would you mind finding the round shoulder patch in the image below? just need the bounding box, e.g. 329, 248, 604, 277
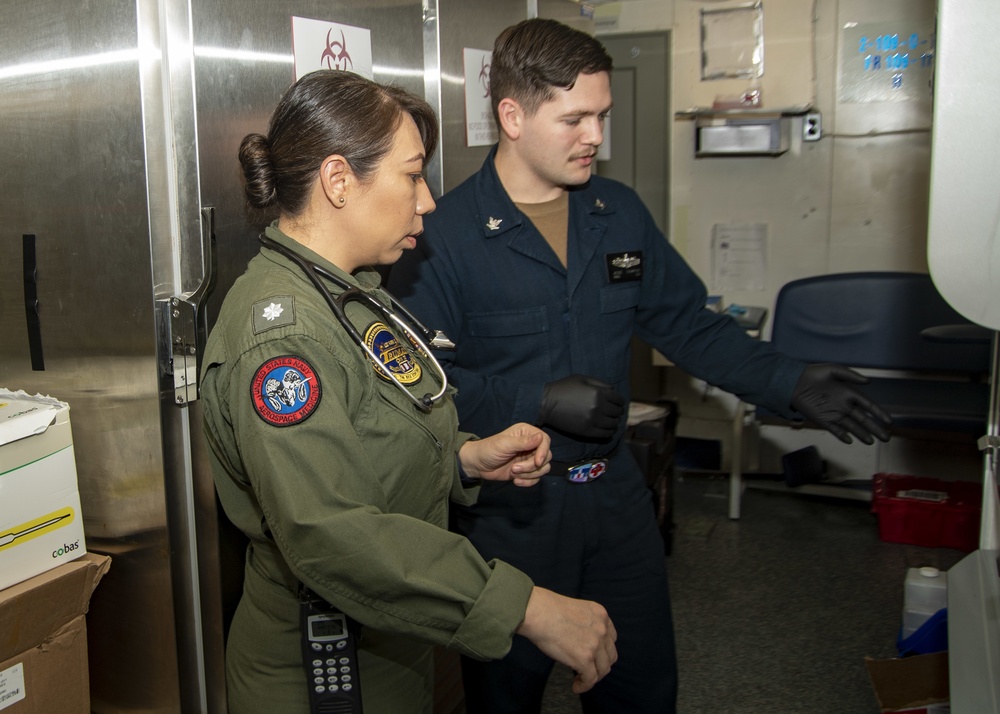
251, 356, 321, 426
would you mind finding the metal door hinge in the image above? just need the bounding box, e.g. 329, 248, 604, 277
157, 206, 218, 405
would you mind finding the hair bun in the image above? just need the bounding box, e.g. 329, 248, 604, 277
239, 133, 278, 209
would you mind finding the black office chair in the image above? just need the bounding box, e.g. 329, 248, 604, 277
728, 271, 992, 518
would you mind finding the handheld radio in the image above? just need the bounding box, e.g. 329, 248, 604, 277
300, 587, 363, 714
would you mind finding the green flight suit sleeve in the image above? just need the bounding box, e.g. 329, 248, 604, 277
224, 330, 533, 661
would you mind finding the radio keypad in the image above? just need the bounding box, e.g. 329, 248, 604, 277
311, 653, 355, 693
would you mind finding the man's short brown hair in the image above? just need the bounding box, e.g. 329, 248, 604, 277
490, 18, 613, 123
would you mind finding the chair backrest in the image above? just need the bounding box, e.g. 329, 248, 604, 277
770, 271, 990, 374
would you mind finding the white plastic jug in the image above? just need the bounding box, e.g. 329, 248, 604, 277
902, 566, 948, 638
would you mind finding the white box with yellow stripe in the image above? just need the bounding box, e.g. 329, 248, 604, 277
0, 389, 86, 592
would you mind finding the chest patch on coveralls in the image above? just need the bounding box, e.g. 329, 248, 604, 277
250, 356, 321, 426
363, 321, 422, 385
605, 251, 643, 283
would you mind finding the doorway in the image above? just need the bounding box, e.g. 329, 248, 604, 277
596, 32, 670, 232
596, 31, 671, 399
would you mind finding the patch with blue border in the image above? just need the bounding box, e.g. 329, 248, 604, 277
251, 355, 321, 426
363, 321, 422, 385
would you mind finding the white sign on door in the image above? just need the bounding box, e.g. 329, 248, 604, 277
292, 17, 373, 81
463, 48, 498, 147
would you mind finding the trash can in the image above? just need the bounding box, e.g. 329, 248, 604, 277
625, 400, 678, 555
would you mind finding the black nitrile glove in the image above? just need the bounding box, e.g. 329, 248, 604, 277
790, 363, 892, 445
538, 374, 626, 439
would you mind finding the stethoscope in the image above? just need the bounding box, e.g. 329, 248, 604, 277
260, 234, 455, 412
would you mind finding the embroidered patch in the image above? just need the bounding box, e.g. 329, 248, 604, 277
252, 296, 296, 334
251, 355, 321, 426
363, 321, 422, 385
605, 251, 643, 283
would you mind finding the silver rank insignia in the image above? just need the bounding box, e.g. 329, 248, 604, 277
252, 296, 295, 334
594, 198, 606, 209
486, 217, 503, 231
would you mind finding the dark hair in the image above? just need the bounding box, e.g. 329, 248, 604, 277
490, 18, 613, 122
239, 70, 438, 224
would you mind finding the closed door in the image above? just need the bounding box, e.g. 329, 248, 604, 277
596, 32, 670, 232
596, 32, 671, 398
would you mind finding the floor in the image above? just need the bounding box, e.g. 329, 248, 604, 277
537, 468, 967, 713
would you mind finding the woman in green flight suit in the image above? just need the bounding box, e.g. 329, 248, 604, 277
200, 70, 618, 714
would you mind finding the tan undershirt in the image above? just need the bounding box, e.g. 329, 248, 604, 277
516, 193, 570, 268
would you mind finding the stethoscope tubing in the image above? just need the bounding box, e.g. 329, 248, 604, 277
259, 234, 450, 412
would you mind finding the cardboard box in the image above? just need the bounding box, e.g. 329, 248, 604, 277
866, 652, 950, 713
0, 553, 110, 713
0, 389, 87, 591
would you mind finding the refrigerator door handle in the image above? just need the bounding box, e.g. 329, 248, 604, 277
21, 233, 45, 371
157, 206, 218, 405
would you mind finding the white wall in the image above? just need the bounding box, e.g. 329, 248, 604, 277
670, 0, 934, 312
539, 0, 935, 311
587, 0, 934, 314
592, 0, 946, 473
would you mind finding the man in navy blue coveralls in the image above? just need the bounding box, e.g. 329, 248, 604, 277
389, 19, 891, 714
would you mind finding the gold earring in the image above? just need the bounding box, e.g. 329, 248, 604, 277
338, 197, 346, 204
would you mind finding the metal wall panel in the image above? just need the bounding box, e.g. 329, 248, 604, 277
3, 2, 528, 712
193, 0, 428, 316
437, 0, 527, 193
0, 1, 182, 712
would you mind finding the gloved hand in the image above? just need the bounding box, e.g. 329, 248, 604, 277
790, 363, 892, 445
538, 374, 626, 439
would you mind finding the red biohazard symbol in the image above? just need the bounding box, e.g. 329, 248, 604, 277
321, 29, 353, 71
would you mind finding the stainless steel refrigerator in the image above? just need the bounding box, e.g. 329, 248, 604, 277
1, 0, 524, 711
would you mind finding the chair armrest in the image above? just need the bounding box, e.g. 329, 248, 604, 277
920, 324, 994, 345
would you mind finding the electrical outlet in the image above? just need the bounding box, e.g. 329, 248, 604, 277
803, 112, 822, 141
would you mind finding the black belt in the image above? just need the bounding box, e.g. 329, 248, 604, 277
550, 459, 608, 483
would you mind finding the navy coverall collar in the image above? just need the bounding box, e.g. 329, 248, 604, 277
473, 144, 617, 298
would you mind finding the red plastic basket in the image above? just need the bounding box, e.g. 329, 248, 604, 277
871, 473, 982, 552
